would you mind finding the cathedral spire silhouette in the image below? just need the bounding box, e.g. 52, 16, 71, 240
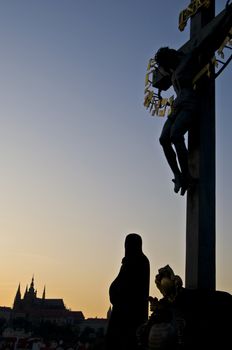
30, 275, 34, 289
13, 283, 21, 309
42, 285, 46, 299
24, 285, 28, 298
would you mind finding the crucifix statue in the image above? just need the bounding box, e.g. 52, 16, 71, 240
144, 1, 232, 289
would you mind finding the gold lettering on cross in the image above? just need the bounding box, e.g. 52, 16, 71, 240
179, 0, 211, 31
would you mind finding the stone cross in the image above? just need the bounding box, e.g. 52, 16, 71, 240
185, 0, 216, 290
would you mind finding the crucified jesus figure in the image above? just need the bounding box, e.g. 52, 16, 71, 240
153, 2, 232, 195
156, 46, 198, 195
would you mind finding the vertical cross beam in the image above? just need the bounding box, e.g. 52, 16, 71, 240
185, 0, 216, 289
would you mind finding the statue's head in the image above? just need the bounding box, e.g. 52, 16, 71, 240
155, 47, 180, 71
124, 233, 142, 256
155, 264, 183, 301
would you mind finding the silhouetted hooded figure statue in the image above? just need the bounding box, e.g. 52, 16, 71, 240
106, 233, 150, 350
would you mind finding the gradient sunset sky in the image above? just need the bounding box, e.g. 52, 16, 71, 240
0, 0, 231, 319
